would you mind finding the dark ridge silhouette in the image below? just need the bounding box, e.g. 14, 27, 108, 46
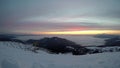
26, 39, 38, 44
29, 37, 89, 55
104, 37, 120, 46
0, 34, 15, 41
0, 34, 25, 44
94, 34, 119, 38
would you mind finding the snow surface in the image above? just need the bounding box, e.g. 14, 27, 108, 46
0, 42, 120, 68
87, 46, 120, 53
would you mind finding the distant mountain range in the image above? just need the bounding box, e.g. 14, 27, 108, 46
94, 34, 120, 38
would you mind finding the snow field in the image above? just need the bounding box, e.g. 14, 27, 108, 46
0, 42, 120, 68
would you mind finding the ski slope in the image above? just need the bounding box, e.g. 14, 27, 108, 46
0, 42, 120, 68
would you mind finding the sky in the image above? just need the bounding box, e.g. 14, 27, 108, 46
0, 0, 120, 35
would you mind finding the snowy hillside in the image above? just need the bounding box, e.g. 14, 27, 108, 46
0, 42, 120, 68
87, 46, 120, 53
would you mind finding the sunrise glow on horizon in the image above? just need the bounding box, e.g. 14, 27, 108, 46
31, 30, 120, 35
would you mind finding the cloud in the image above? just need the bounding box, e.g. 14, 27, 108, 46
0, 0, 120, 34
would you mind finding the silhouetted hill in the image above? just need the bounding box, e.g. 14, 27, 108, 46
0, 34, 25, 43
0, 34, 15, 41
94, 34, 120, 38
26, 39, 38, 44
104, 37, 120, 46
27, 37, 89, 55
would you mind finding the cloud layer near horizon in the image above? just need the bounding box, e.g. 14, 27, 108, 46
0, 0, 120, 34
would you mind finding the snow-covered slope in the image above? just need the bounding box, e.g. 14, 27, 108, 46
0, 42, 120, 68
0, 42, 32, 49
87, 46, 120, 53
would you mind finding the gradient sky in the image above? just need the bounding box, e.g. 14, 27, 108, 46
0, 0, 120, 35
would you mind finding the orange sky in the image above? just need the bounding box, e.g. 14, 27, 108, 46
32, 30, 120, 35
